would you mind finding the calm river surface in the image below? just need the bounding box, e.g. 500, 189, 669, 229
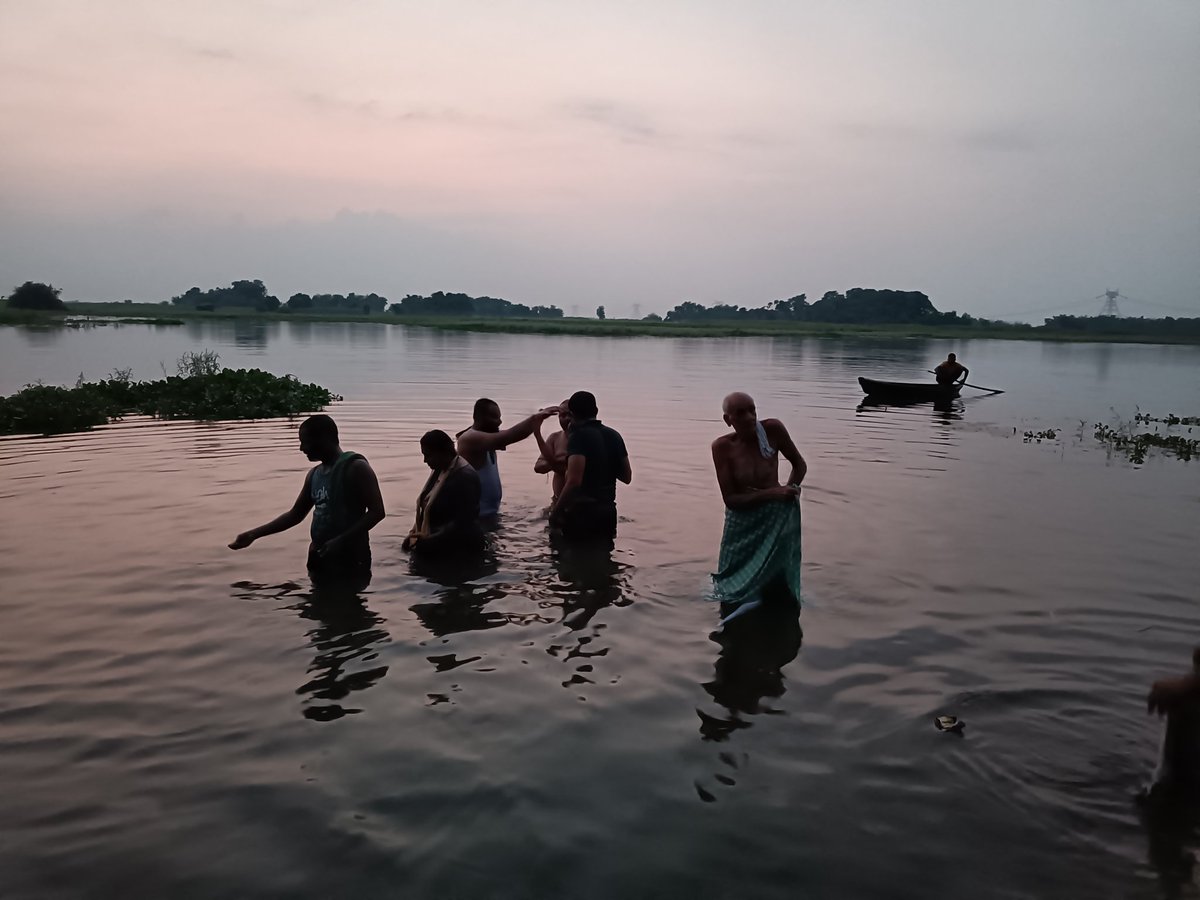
1, 321, 1198, 899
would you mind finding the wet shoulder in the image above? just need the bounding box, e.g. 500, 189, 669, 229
761, 418, 788, 441
711, 432, 737, 453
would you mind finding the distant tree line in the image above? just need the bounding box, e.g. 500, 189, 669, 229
169, 282, 563, 317
1040, 315, 1200, 337
173, 280, 280, 311
662, 289, 1007, 326
286, 292, 388, 314
9, 278, 1198, 336
389, 291, 563, 318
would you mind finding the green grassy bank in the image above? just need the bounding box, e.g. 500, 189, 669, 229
1, 302, 1197, 344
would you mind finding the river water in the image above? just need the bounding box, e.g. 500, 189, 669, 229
1, 321, 1198, 899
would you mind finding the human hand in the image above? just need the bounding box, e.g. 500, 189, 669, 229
1148, 673, 1199, 716
228, 532, 256, 550
317, 535, 345, 558
402, 534, 417, 552
536, 406, 558, 420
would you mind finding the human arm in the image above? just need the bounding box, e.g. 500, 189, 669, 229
464, 408, 556, 456
1149, 674, 1200, 716
534, 428, 567, 474
764, 418, 807, 488
711, 439, 799, 510
959, 366, 970, 384
611, 430, 632, 484
316, 459, 386, 557
1148, 650, 1200, 715
549, 453, 587, 525
229, 473, 315, 549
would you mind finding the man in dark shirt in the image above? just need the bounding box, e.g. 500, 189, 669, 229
550, 391, 631, 541
934, 352, 969, 385
403, 430, 484, 557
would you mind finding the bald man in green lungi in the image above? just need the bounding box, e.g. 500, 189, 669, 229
710, 392, 807, 627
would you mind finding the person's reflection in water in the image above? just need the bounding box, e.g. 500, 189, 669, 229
293, 575, 390, 722
407, 547, 518, 637
1140, 792, 1199, 898
932, 397, 965, 421
699, 598, 803, 741
550, 535, 629, 631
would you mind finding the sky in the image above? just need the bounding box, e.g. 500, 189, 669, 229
1, 0, 1197, 320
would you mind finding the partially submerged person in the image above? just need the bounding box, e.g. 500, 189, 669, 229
550, 390, 631, 542
934, 352, 969, 386
1146, 647, 1200, 796
229, 414, 385, 583
456, 398, 555, 517
710, 392, 807, 627
533, 400, 572, 503
403, 429, 484, 556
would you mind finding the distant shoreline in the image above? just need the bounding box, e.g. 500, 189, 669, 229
2, 302, 1198, 345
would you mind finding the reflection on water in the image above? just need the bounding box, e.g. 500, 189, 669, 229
550, 538, 632, 631
1, 323, 1199, 899
857, 395, 966, 419
408, 548, 513, 636
1140, 790, 1200, 897
700, 601, 803, 740
294, 591, 389, 722
232, 579, 391, 722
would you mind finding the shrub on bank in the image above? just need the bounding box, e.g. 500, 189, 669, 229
0, 354, 341, 436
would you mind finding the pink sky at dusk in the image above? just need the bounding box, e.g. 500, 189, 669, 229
1, 0, 1197, 319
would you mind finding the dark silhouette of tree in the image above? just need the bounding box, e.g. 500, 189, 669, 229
666, 289, 962, 325
318, 293, 385, 313
172, 280, 280, 311
1042, 315, 1200, 337
596, 305, 606, 320
642, 312, 663, 322
7, 281, 66, 311
807, 288, 937, 323
769, 294, 809, 320
390, 292, 563, 318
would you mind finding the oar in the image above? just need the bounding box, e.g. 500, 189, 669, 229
927, 371, 1005, 394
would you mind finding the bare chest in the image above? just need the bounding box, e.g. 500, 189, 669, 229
727, 443, 779, 489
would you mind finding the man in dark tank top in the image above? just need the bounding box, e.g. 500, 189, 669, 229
229, 415, 385, 584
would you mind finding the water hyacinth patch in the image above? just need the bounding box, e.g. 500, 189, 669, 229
0, 353, 341, 436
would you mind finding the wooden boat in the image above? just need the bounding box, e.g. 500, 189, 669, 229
858, 376, 961, 403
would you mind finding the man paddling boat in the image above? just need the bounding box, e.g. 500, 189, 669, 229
934, 352, 969, 386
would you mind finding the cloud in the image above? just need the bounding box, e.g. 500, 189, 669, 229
557, 98, 665, 143
191, 46, 238, 61
295, 90, 493, 128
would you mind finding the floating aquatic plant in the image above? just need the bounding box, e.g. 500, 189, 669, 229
0, 352, 341, 436
1093, 413, 1198, 464
1023, 428, 1058, 443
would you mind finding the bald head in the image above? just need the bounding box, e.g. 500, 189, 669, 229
722, 392, 758, 436
722, 392, 755, 415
